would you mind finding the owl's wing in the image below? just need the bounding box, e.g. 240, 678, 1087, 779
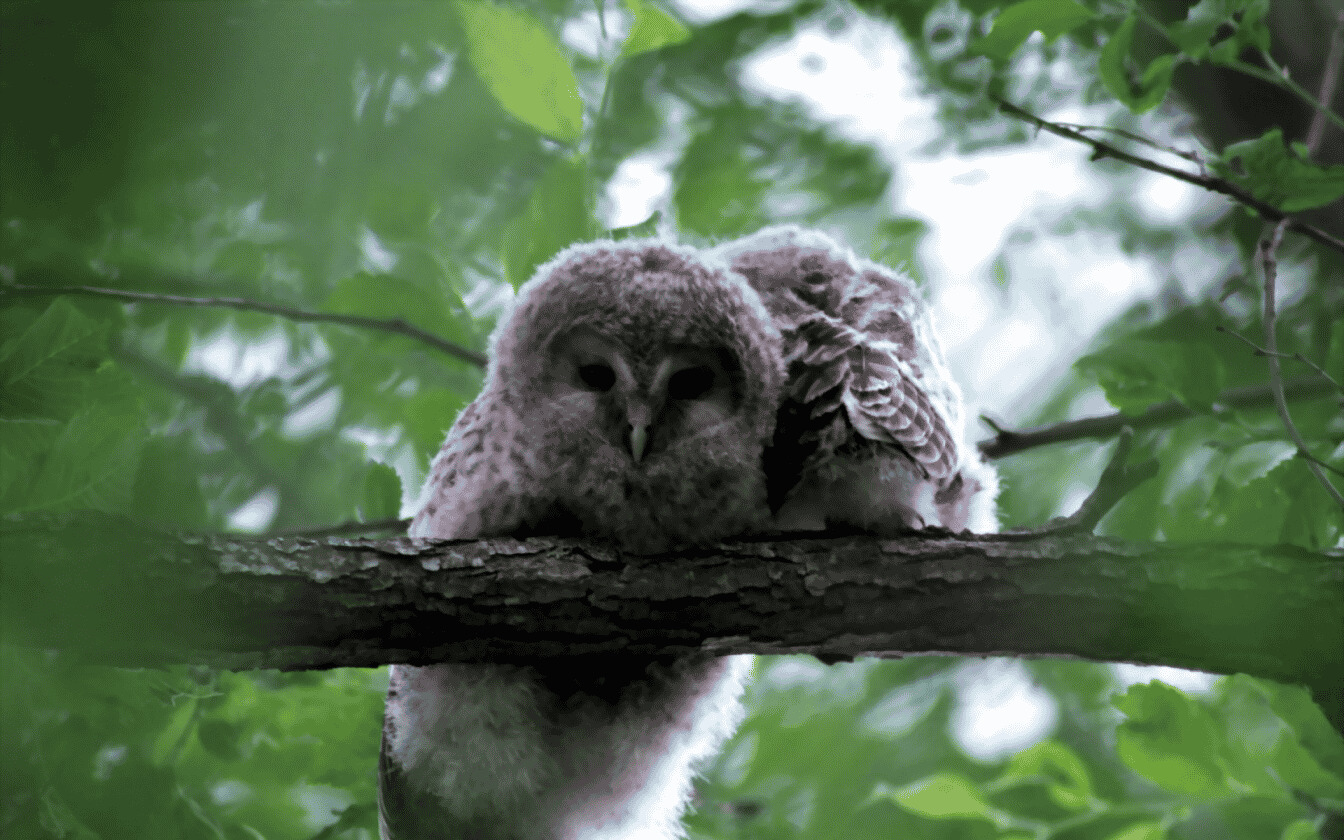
721, 235, 958, 472
717, 229, 994, 531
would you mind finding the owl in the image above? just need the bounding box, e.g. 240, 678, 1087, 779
379, 239, 785, 840
711, 226, 998, 535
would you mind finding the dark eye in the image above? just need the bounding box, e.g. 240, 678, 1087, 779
667, 365, 715, 400
577, 363, 616, 392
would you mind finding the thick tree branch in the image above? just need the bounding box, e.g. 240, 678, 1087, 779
977, 375, 1336, 459
995, 99, 1344, 256
1, 282, 488, 368
3, 513, 1339, 724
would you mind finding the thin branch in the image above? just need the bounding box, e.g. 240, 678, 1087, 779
2, 282, 488, 368
977, 376, 1336, 460
1052, 123, 1205, 167
1258, 27, 1344, 139
1003, 428, 1158, 536
1258, 229, 1344, 509
1254, 27, 1344, 511
1305, 13, 1344, 153
995, 99, 1344, 256
1127, 2, 1344, 134
1216, 326, 1342, 392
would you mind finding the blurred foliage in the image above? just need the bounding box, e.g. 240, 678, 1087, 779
1, 0, 1341, 838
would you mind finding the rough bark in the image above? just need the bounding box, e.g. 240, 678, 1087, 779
3, 512, 1340, 722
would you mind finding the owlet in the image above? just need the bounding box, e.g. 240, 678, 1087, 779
713, 225, 998, 534
379, 239, 785, 840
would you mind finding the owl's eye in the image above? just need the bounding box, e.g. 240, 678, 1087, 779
667, 365, 715, 400
577, 363, 616, 392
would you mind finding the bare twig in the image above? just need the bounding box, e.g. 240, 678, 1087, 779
1002, 428, 1159, 536
1304, 12, 1344, 154
977, 376, 1336, 459
1216, 326, 1342, 392
1258, 230, 1344, 508
1053, 123, 1205, 167
1254, 20, 1344, 511
995, 99, 1344, 256
2, 282, 488, 368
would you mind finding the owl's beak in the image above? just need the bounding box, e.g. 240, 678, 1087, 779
628, 423, 649, 462
626, 402, 653, 462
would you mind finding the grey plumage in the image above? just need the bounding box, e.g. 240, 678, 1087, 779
712, 226, 998, 534
380, 239, 784, 839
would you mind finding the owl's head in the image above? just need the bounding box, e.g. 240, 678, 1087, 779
486, 239, 784, 550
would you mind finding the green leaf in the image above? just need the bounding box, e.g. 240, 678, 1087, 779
0, 298, 107, 418
197, 718, 244, 761
360, 462, 402, 521
1105, 822, 1166, 840
1075, 338, 1225, 412
0, 300, 146, 514
620, 0, 690, 58
1265, 682, 1344, 784
876, 772, 1003, 823
1000, 740, 1094, 811
1170, 0, 1270, 62
975, 0, 1093, 60
674, 130, 767, 237
1219, 129, 1344, 212
454, 0, 583, 142
1098, 15, 1177, 113
1281, 819, 1322, 840
1114, 682, 1230, 798
1221, 440, 1296, 486
501, 156, 598, 288
1222, 677, 1344, 801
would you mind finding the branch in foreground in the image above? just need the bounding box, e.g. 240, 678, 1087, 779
995, 100, 1344, 255
3, 513, 1339, 721
2, 282, 488, 368
977, 375, 1336, 459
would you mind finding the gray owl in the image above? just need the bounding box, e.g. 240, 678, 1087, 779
712, 226, 998, 534
380, 240, 785, 839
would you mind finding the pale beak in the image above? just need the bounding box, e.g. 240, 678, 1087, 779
628, 423, 649, 462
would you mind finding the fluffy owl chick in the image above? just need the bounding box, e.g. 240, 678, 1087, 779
712, 226, 998, 534
380, 240, 784, 840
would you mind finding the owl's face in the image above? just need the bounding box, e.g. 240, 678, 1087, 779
542, 326, 742, 465
488, 240, 785, 552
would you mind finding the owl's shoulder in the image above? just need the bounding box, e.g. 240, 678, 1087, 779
412, 390, 550, 540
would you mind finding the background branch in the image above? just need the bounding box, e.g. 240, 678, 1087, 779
977, 376, 1336, 459
2, 282, 488, 368
1253, 22, 1344, 510
995, 99, 1344, 255
3, 512, 1339, 730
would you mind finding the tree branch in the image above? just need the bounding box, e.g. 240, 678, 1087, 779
1253, 23, 1344, 511
1002, 427, 1158, 535
994, 99, 1344, 256
1216, 327, 1342, 393
977, 375, 1336, 460
1, 282, 488, 369
3, 512, 1339, 726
